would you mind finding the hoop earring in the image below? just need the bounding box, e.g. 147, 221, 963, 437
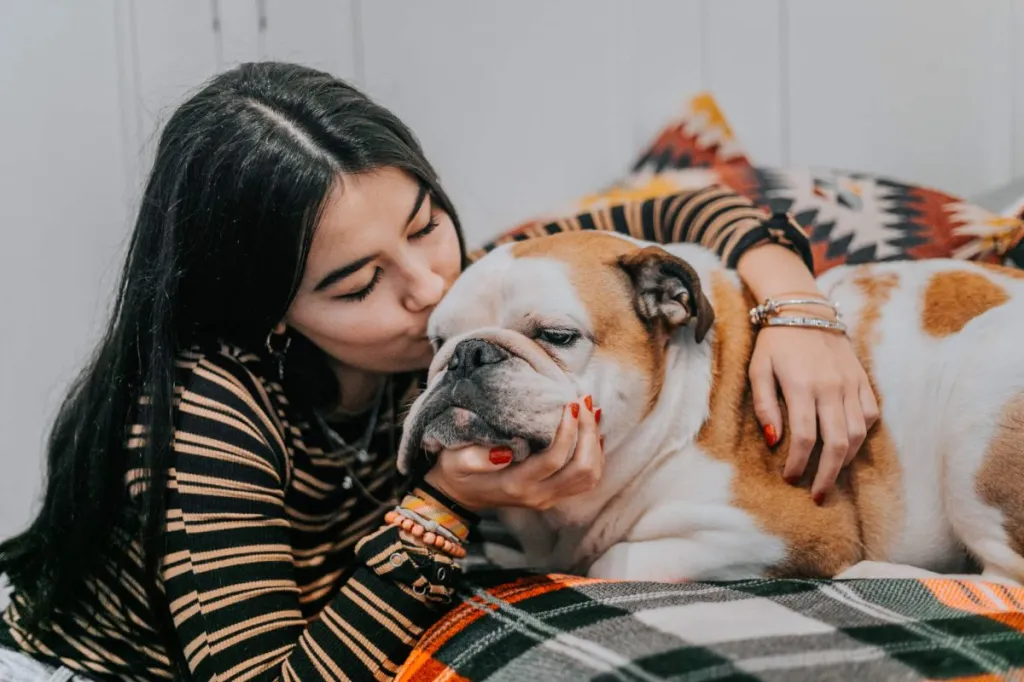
265, 328, 291, 380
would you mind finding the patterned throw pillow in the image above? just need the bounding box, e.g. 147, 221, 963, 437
479, 94, 1024, 275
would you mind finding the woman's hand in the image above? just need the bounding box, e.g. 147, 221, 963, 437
423, 398, 604, 512
737, 243, 879, 501
749, 325, 879, 501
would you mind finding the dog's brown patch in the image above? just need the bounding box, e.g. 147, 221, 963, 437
976, 393, 1024, 563
695, 272, 862, 577
512, 233, 671, 412
922, 271, 1008, 338
848, 271, 904, 561
693, 268, 906, 576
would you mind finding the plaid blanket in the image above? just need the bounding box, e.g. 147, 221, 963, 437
397, 520, 1024, 681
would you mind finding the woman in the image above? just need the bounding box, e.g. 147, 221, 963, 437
0, 62, 876, 681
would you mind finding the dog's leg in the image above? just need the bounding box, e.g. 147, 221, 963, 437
943, 388, 1024, 586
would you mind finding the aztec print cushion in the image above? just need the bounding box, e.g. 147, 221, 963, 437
481, 93, 1024, 276
1001, 191, 1024, 266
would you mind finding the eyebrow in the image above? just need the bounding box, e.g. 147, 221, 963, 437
313, 184, 430, 292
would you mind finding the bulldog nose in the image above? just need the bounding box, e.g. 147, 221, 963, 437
448, 338, 509, 377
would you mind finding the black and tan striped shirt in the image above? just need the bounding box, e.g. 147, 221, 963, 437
1, 187, 811, 681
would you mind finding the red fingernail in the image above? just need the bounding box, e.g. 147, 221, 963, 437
594, 408, 602, 425
763, 424, 778, 447
813, 492, 825, 506
784, 474, 799, 486
570, 402, 580, 419
489, 447, 513, 465
584, 395, 594, 412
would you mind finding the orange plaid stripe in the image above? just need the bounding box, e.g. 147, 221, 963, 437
396, 574, 606, 681
920, 578, 1024, 633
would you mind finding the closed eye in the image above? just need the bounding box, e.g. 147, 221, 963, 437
334, 267, 382, 302
411, 215, 440, 240
536, 329, 580, 347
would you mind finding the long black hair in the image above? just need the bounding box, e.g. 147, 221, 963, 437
0, 61, 462, 657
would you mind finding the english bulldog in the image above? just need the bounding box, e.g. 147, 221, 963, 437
397, 231, 1024, 585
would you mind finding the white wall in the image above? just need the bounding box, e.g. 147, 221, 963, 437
2, 0, 1024, 543
0, 1, 133, 541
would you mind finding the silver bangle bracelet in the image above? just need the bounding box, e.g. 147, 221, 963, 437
749, 297, 840, 326
762, 315, 848, 334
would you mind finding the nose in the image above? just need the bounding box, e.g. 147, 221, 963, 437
403, 263, 447, 313
448, 338, 509, 378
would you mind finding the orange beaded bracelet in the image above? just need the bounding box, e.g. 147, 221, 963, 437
384, 509, 467, 558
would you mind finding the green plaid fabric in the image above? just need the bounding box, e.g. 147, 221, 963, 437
398, 537, 1024, 682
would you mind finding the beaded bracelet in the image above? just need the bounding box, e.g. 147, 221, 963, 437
384, 508, 467, 558
381, 485, 473, 559
400, 489, 471, 543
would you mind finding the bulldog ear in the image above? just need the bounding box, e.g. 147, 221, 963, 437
617, 246, 715, 343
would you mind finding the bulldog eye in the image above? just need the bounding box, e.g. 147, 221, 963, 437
536, 329, 580, 347
430, 336, 446, 351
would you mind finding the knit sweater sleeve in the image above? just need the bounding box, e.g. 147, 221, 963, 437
471, 185, 814, 271
161, 353, 459, 681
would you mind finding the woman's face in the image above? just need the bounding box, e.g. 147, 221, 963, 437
285, 167, 463, 375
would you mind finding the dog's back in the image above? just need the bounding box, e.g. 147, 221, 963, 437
588, 253, 1024, 583
819, 259, 1024, 582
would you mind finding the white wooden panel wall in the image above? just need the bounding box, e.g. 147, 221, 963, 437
706, 0, 786, 166
786, 0, 1014, 199
0, 2, 132, 537
258, 0, 357, 80
361, 0, 1024, 247
1015, 0, 1024, 179
126, 1, 221, 182
359, 1, 682, 250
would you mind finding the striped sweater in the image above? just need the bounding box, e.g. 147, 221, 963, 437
1, 187, 810, 681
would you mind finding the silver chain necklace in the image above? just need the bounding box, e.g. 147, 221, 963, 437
311, 378, 394, 507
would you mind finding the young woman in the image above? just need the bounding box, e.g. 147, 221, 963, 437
0, 62, 877, 681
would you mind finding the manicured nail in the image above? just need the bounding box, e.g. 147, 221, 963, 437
763, 424, 778, 447
784, 474, 799, 486
570, 402, 580, 419
813, 492, 825, 506
489, 447, 513, 465
584, 395, 594, 412
594, 408, 602, 425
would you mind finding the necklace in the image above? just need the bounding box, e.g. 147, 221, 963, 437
312, 377, 396, 508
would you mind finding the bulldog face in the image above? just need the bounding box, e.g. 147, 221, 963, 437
397, 232, 714, 474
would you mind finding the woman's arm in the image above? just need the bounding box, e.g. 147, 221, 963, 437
161, 353, 461, 681
737, 244, 880, 500
473, 185, 814, 272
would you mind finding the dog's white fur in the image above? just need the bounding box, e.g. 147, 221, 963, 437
403, 233, 1024, 585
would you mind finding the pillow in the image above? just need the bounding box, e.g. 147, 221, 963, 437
477, 93, 1024, 276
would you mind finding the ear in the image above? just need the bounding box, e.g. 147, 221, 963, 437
617, 246, 715, 343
